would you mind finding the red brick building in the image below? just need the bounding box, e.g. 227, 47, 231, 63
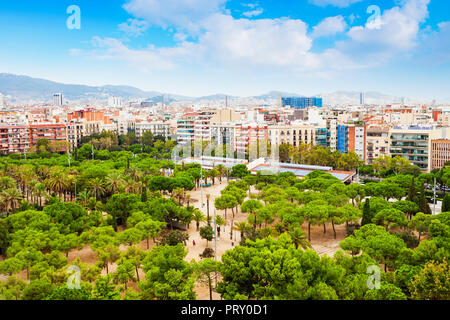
0, 123, 67, 155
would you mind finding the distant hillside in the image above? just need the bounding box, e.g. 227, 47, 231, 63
319, 91, 404, 105
0, 73, 432, 105
0, 73, 162, 103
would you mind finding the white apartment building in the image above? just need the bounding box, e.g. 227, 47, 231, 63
389, 127, 450, 172
135, 121, 171, 141
108, 96, 123, 108
326, 118, 338, 151
194, 111, 216, 141
53, 93, 63, 107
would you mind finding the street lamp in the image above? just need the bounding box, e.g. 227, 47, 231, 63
214, 208, 217, 288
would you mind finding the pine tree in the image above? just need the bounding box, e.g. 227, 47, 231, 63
442, 194, 450, 213
418, 184, 432, 215
141, 186, 148, 202
408, 176, 415, 202
361, 198, 372, 225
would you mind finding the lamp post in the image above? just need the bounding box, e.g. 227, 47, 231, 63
433, 177, 437, 215
214, 208, 217, 288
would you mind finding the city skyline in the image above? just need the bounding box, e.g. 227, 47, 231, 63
0, 0, 449, 100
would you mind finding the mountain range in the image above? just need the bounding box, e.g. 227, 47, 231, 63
0, 73, 434, 105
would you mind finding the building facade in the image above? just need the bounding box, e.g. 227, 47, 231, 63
282, 97, 323, 109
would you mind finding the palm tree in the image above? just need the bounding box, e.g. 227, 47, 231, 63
77, 190, 91, 209
0, 176, 16, 191
105, 172, 124, 195
123, 177, 136, 194
90, 178, 106, 201
173, 187, 185, 205
288, 227, 312, 250
0, 188, 23, 216
216, 164, 226, 182
185, 194, 191, 207
33, 183, 48, 208
215, 215, 225, 237
233, 221, 250, 243
45, 171, 69, 201
192, 209, 206, 231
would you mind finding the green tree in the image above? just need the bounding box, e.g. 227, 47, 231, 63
410, 258, 450, 300
200, 225, 214, 247
373, 208, 408, 231
118, 228, 144, 246
241, 200, 263, 234
135, 219, 165, 249
442, 194, 450, 213
139, 244, 195, 300
230, 164, 250, 179
194, 258, 221, 300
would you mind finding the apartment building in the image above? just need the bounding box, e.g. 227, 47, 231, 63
235, 123, 268, 156
135, 121, 171, 141
389, 127, 450, 172
0, 125, 30, 154
366, 126, 389, 164
176, 113, 197, 145
348, 125, 366, 160
194, 111, 216, 141
210, 122, 268, 157
0, 123, 67, 154
268, 123, 325, 148
431, 139, 450, 170
29, 124, 67, 147
67, 110, 115, 150
326, 118, 337, 151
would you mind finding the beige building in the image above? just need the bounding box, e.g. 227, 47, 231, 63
431, 139, 450, 170
268, 123, 319, 147
366, 126, 390, 164
389, 127, 450, 172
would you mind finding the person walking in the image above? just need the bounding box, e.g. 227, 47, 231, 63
193, 240, 196, 246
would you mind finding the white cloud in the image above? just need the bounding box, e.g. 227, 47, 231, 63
82, 0, 431, 76
308, 0, 364, 8
242, 9, 264, 18
118, 19, 149, 37
335, 0, 430, 65
312, 15, 347, 38
241, 3, 258, 9
91, 37, 177, 71
122, 0, 227, 34
420, 21, 450, 63
69, 48, 84, 57
197, 14, 318, 70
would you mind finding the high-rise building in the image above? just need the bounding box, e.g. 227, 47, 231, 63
360, 92, 365, 105
348, 124, 366, 160
0, 93, 4, 108
282, 97, 323, 109
337, 125, 349, 154
108, 96, 123, 107
53, 93, 63, 106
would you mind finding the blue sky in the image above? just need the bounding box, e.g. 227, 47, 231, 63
0, 0, 449, 100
